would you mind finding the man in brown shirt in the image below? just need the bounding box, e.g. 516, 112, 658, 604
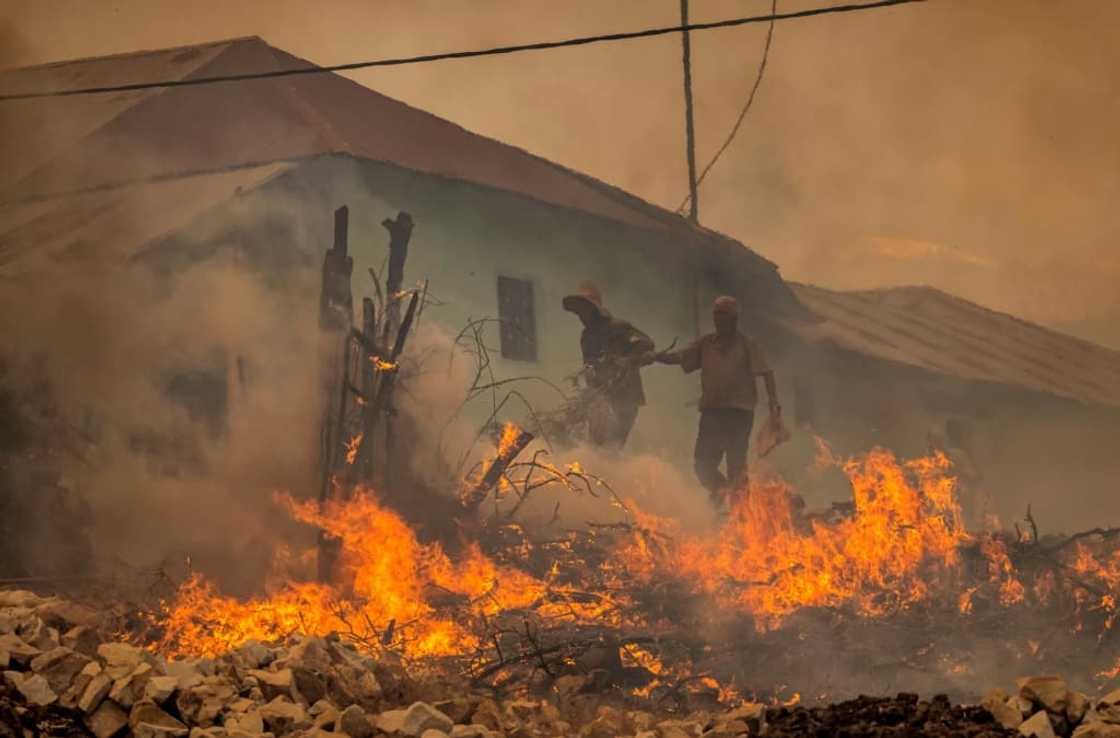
655, 296, 780, 506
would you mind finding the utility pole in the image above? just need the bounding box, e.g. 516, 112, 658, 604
680, 0, 700, 223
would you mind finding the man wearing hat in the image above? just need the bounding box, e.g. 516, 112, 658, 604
655, 295, 780, 506
562, 282, 655, 448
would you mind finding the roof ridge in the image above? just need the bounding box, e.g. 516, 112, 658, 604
0, 36, 260, 74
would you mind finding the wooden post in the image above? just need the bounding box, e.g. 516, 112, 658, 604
359, 297, 377, 481
317, 205, 354, 583
381, 211, 414, 343
680, 0, 700, 223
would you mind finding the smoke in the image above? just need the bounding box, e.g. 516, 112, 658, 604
0, 258, 324, 594
4, 2, 1118, 346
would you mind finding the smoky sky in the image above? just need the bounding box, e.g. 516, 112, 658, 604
2, 0, 1118, 347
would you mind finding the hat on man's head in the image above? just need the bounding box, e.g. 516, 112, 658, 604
563, 281, 609, 318
712, 295, 739, 315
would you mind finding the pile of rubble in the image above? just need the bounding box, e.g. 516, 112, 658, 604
0, 588, 768, 738
0, 588, 1118, 738
979, 675, 1120, 738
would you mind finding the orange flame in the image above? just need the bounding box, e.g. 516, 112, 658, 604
153, 442, 1120, 680
344, 433, 363, 465
622, 449, 972, 629
157, 490, 546, 659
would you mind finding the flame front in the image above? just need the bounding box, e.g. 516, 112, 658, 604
615, 448, 971, 628
158, 490, 546, 659
154, 445, 1120, 676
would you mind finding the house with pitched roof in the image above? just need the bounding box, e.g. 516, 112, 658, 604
2, 37, 1118, 530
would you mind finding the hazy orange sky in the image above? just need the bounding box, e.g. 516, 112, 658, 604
2, 0, 1118, 347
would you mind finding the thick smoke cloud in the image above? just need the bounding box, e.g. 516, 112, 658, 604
0, 259, 324, 593
3, 1, 1116, 347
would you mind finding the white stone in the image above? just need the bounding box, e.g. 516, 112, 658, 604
4, 670, 57, 706
86, 700, 129, 738
1019, 710, 1058, 738
399, 702, 454, 737
78, 672, 113, 713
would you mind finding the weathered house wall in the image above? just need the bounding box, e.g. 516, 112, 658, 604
139, 154, 796, 475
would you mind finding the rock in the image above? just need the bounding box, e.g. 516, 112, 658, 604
312, 706, 340, 731
0, 591, 51, 609
250, 667, 294, 698
177, 678, 239, 727
233, 641, 272, 669
420, 731, 450, 738
283, 637, 333, 671
1100, 689, 1120, 707
1070, 692, 1092, 725
131, 700, 190, 738
504, 699, 539, 723
377, 709, 408, 734
985, 696, 1026, 730
18, 616, 58, 651
433, 697, 472, 725
470, 699, 504, 732
225, 709, 265, 734
1099, 705, 1120, 725
145, 675, 180, 704
702, 719, 748, 738
985, 688, 1010, 704
0, 633, 41, 667
1018, 676, 1070, 714
1008, 695, 1037, 718
86, 699, 129, 738
4, 670, 58, 706
449, 727, 493, 738
1075, 722, 1120, 738
260, 696, 310, 734
339, 704, 375, 738
292, 666, 329, 706
309, 699, 336, 716
635, 732, 657, 738
109, 662, 153, 708
97, 642, 146, 680
166, 660, 205, 691
79, 672, 114, 713
60, 659, 102, 709
0, 651, 7, 670
350, 668, 382, 704
30, 646, 91, 694
400, 702, 454, 737
36, 600, 100, 630
62, 626, 103, 657
1019, 710, 1058, 738
189, 730, 230, 738
628, 711, 656, 732
722, 703, 765, 735
580, 715, 621, 738
553, 675, 588, 700
657, 720, 697, 738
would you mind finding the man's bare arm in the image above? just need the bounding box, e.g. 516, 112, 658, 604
654, 348, 685, 366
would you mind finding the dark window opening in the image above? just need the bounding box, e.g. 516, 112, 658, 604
497, 276, 537, 361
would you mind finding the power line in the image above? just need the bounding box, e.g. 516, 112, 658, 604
680, 0, 778, 214
0, 0, 926, 102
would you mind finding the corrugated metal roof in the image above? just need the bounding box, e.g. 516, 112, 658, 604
790, 283, 1120, 408
0, 39, 237, 191
0, 163, 294, 277
0, 37, 746, 250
